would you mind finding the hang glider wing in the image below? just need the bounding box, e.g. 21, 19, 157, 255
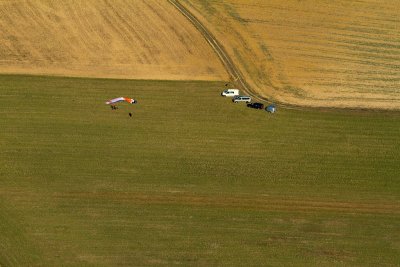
106, 97, 136, 105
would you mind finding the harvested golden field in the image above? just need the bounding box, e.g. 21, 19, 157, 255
182, 0, 400, 109
0, 0, 227, 80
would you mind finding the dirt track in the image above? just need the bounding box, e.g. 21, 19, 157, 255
169, 0, 321, 110
171, 0, 400, 111
169, 0, 267, 103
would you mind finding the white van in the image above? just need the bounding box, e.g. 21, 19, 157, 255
232, 95, 251, 103
221, 89, 239, 97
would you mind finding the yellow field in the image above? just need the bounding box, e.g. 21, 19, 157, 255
182, 0, 400, 109
0, 0, 227, 80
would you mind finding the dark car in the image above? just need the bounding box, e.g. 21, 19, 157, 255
247, 102, 264, 109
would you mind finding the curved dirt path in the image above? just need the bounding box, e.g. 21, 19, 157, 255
169, 0, 400, 112
168, 0, 268, 104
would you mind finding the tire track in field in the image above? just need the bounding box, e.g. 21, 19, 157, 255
168, 0, 333, 111
5, 188, 398, 215
168, 0, 269, 104
168, 0, 312, 111
169, 0, 400, 111
51, 191, 400, 215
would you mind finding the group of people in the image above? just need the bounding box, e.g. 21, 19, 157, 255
110, 105, 132, 117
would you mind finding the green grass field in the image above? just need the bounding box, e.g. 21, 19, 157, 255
1, 75, 399, 266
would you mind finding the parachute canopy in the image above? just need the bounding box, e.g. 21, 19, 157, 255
106, 97, 137, 105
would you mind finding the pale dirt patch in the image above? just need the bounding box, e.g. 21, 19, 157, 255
0, 0, 228, 81
182, 0, 400, 109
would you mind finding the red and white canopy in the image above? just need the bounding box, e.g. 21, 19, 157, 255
106, 97, 136, 105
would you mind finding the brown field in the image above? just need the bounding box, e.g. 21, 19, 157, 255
182, 0, 400, 109
0, 0, 227, 80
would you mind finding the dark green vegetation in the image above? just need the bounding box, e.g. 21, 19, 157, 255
1, 75, 399, 266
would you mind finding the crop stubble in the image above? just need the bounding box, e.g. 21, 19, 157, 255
182, 0, 400, 109
0, 0, 227, 80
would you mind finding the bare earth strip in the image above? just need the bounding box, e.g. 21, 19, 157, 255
180, 0, 400, 109
0, 0, 228, 81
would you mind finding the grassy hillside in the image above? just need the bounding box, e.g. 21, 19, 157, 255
0, 0, 227, 80
0, 75, 399, 265
181, 0, 400, 109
